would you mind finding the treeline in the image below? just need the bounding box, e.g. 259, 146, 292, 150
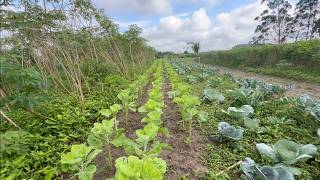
1, 0, 156, 107
253, 0, 320, 44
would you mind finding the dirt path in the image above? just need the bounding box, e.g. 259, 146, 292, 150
159, 78, 208, 179
215, 66, 320, 99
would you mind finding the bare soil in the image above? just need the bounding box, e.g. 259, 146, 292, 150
159, 78, 209, 180
93, 82, 151, 179
216, 66, 320, 99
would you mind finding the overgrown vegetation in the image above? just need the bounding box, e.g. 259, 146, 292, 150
199, 40, 320, 82
170, 60, 319, 179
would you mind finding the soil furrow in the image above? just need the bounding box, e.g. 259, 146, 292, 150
159, 78, 209, 180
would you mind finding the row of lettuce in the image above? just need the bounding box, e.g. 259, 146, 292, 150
60, 60, 215, 179
60, 60, 169, 179
170, 60, 319, 179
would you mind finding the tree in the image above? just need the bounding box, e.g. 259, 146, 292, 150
254, 0, 293, 44
187, 42, 200, 54
294, 0, 320, 40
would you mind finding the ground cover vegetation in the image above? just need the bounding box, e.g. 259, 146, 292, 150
1, 0, 319, 179
170, 60, 319, 179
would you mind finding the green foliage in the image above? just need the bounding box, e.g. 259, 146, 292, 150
60, 144, 102, 180
174, 60, 320, 179
256, 139, 318, 165
0, 131, 30, 156
226, 88, 264, 107
114, 156, 167, 179
223, 105, 254, 120
241, 157, 295, 180
87, 120, 114, 149
217, 122, 244, 141
296, 95, 320, 121
0, 58, 49, 110
202, 87, 225, 103
199, 40, 320, 82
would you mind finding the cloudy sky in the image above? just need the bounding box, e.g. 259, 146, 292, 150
92, 0, 297, 52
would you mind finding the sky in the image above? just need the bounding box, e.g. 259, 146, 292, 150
92, 0, 296, 52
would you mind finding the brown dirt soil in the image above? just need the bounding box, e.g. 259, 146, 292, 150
93, 82, 151, 179
216, 66, 320, 100
158, 78, 209, 180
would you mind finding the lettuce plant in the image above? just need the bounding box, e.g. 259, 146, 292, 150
202, 87, 225, 103
87, 119, 114, 167
114, 156, 167, 179
60, 144, 101, 180
112, 123, 169, 157
100, 104, 122, 130
174, 95, 201, 142
217, 122, 244, 141
256, 139, 318, 165
241, 157, 295, 180
118, 90, 136, 126
142, 110, 163, 125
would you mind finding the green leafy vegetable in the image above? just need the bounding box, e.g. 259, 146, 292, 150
256, 139, 318, 165
114, 156, 167, 179
60, 144, 101, 180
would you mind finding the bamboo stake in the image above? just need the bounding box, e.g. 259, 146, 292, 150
214, 160, 243, 177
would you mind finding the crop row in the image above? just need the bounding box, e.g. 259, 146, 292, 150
169, 60, 319, 179
59, 60, 168, 179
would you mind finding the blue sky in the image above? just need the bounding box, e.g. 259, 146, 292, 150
92, 0, 297, 52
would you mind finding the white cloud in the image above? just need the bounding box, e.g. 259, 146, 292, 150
142, 1, 266, 52
93, 0, 172, 15
115, 20, 151, 30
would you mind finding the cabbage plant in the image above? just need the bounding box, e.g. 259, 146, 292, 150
241, 157, 295, 180
296, 95, 320, 121
256, 139, 318, 165
217, 122, 244, 141
202, 87, 225, 103
224, 105, 254, 120
227, 87, 264, 107
114, 156, 166, 179
60, 144, 102, 180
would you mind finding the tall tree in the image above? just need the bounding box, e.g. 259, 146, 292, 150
187, 41, 200, 54
254, 0, 293, 44
294, 0, 320, 40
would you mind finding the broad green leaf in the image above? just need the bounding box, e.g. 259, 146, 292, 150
256, 143, 277, 161
78, 165, 96, 180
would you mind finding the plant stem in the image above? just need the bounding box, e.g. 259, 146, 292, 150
188, 120, 192, 142
107, 145, 113, 169
125, 109, 129, 127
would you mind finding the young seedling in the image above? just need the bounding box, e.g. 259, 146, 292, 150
60, 144, 102, 180
117, 90, 136, 127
